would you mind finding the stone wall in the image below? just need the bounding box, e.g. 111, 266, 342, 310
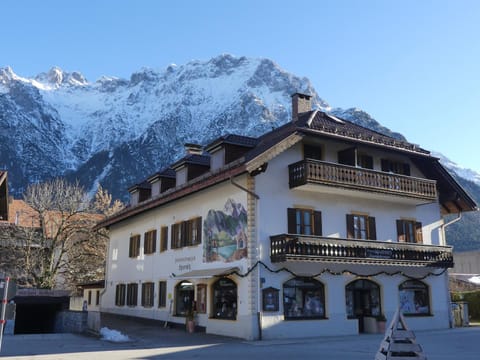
54, 310, 88, 334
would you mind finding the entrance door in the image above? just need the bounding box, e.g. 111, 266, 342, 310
346, 279, 381, 333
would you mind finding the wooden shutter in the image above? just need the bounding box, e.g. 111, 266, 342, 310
313, 211, 322, 236
151, 229, 157, 252
346, 214, 354, 239
397, 220, 406, 243
196, 217, 202, 245
368, 217, 377, 240
415, 222, 423, 244
160, 226, 168, 252
288, 208, 297, 234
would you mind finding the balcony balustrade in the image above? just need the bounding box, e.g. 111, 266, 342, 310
288, 160, 437, 201
270, 234, 453, 268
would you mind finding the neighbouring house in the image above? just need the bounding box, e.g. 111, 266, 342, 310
78, 280, 105, 312
450, 250, 480, 291
96, 93, 477, 340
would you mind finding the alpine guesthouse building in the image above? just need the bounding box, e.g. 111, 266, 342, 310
97, 93, 477, 340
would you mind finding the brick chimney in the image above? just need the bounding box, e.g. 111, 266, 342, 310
291, 93, 312, 121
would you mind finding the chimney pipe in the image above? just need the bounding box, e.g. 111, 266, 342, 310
291, 93, 312, 121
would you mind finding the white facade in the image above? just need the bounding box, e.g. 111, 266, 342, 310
99, 100, 475, 340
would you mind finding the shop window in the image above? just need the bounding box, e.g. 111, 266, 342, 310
287, 208, 322, 236
115, 284, 126, 306
129, 234, 141, 258
283, 277, 325, 319
399, 280, 430, 315
141, 282, 154, 308
263, 287, 279, 312
158, 281, 167, 308
126, 283, 138, 306
345, 279, 381, 319
175, 281, 194, 316
212, 278, 237, 320
396, 220, 422, 243
346, 214, 376, 240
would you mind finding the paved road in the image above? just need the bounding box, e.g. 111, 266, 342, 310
1, 323, 479, 359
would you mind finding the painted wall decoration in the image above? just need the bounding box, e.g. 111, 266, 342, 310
203, 198, 248, 262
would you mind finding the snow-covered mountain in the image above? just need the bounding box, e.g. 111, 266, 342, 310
1, 54, 479, 201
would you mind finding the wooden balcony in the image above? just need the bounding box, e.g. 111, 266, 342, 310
288, 160, 437, 201
270, 234, 453, 268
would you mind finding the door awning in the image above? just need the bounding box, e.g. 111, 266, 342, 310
172, 267, 240, 279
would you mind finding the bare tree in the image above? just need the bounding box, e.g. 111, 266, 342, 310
10, 179, 123, 289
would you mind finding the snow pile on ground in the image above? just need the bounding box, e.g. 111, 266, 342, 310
99, 327, 131, 342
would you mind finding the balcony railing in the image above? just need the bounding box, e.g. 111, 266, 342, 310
288, 160, 437, 200
270, 234, 453, 268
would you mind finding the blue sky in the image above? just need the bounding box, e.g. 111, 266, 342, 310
3, 0, 479, 172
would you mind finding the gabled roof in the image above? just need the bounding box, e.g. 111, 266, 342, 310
205, 134, 259, 152
147, 167, 176, 183
171, 153, 210, 170
96, 108, 477, 229
296, 110, 430, 155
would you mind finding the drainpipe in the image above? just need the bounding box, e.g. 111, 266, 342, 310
230, 177, 260, 199
440, 212, 462, 328
440, 213, 462, 246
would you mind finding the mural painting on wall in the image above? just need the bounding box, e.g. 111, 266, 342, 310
203, 198, 248, 262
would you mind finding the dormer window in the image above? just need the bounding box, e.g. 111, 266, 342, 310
148, 168, 176, 196
205, 135, 258, 170
128, 182, 151, 206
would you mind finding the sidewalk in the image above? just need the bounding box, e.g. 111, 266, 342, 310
1, 316, 479, 359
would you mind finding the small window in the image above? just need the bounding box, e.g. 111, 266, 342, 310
144, 229, 157, 254
212, 278, 237, 320
160, 226, 168, 252
381, 159, 411, 176
158, 281, 167, 308
287, 208, 322, 236
171, 223, 183, 249
96, 290, 100, 306
129, 234, 141, 258
141, 282, 154, 308
126, 283, 138, 306
357, 153, 373, 169
399, 280, 430, 315
87, 290, 92, 305
188, 217, 202, 246
171, 218, 202, 249
346, 214, 376, 240
283, 278, 325, 319
115, 284, 126, 306
396, 220, 422, 243
304, 144, 322, 161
